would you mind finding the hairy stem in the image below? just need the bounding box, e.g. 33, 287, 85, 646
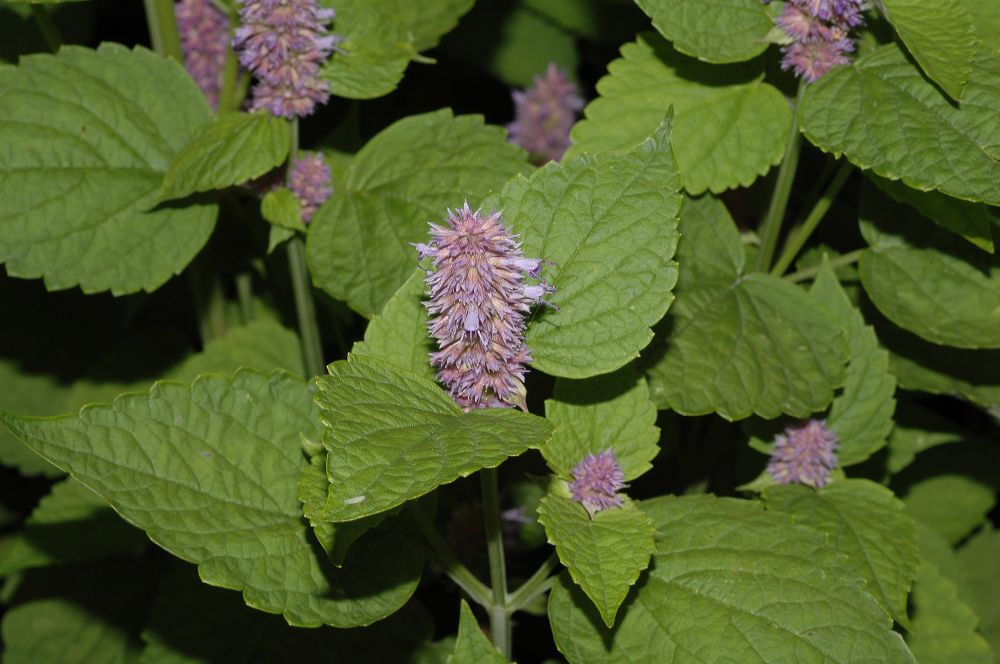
755, 83, 805, 272
143, 0, 183, 61
507, 552, 559, 613
31, 6, 61, 52
481, 468, 511, 658
783, 249, 862, 283
771, 160, 853, 276
412, 508, 493, 609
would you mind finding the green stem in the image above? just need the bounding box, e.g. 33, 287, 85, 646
235, 272, 255, 324
783, 249, 862, 283
218, 18, 240, 113
481, 468, 511, 658
770, 160, 853, 276
507, 553, 559, 613
287, 237, 324, 376
755, 83, 805, 272
412, 508, 493, 609
142, 0, 182, 61
31, 6, 61, 52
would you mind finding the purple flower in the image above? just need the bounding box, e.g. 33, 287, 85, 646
767, 419, 839, 488
774, 0, 863, 82
782, 39, 854, 83
175, 0, 229, 109
569, 450, 626, 515
507, 64, 584, 163
233, 0, 341, 118
418, 203, 554, 410
288, 152, 332, 222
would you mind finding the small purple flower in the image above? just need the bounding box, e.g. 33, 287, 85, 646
569, 450, 627, 515
418, 203, 554, 410
288, 152, 332, 222
774, 0, 863, 82
782, 39, 854, 83
175, 0, 230, 109
507, 64, 584, 163
233, 0, 341, 118
767, 419, 839, 488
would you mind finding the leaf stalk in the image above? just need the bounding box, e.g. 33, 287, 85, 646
481, 467, 512, 658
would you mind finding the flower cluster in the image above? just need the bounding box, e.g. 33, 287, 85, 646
417, 203, 554, 410
569, 450, 627, 515
175, 0, 230, 109
233, 0, 340, 118
507, 64, 584, 163
288, 152, 332, 222
775, 0, 864, 82
767, 419, 839, 488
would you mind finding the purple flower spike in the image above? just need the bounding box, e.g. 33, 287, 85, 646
773, 0, 863, 83
767, 419, 839, 488
507, 64, 584, 163
569, 450, 627, 516
418, 203, 554, 411
233, 0, 341, 118
175, 0, 230, 109
288, 152, 332, 222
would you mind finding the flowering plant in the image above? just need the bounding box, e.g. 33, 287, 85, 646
0, 0, 998, 662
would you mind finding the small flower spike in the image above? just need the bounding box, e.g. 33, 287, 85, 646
175, 0, 230, 109
767, 419, 839, 488
507, 64, 584, 163
774, 0, 863, 82
418, 203, 554, 410
288, 152, 332, 222
233, 0, 341, 118
569, 450, 627, 516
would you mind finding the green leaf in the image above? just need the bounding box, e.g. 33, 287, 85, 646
538, 495, 655, 627
800, 43, 1000, 205
0, 44, 216, 294
868, 173, 994, 254
352, 270, 436, 380
764, 479, 919, 626
0, 369, 422, 627
521, 0, 645, 43
860, 184, 1000, 349
0, 478, 145, 576
307, 109, 529, 316
396, 0, 474, 51
878, 0, 976, 101
543, 368, 658, 480
261, 187, 306, 233
448, 600, 509, 664
485, 116, 682, 379
159, 112, 290, 201
810, 262, 896, 465
567, 33, 791, 195
956, 525, 1000, 656
886, 402, 966, 474
647, 195, 848, 420
0, 360, 69, 477
314, 355, 553, 522
549, 495, 916, 663
268, 226, 296, 254
960, 0, 1000, 51
633, 0, 777, 63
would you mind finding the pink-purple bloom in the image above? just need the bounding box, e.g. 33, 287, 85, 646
775, 0, 863, 82
767, 419, 839, 488
507, 64, 584, 163
288, 152, 332, 222
175, 0, 230, 109
233, 0, 340, 118
417, 203, 554, 411
569, 450, 627, 515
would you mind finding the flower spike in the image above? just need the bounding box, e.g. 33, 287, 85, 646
767, 419, 839, 488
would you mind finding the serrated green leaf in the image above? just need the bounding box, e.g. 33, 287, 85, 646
484, 117, 681, 378
633, 0, 777, 63
860, 183, 1000, 349
0, 478, 145, 576
159, 112, 290, 201
521, 0, 644, 43
810, 262, 896, 465
961, 0, 1000, 51
538, 495, 654, 627
567, 33, 791, 195
543, 368, 658, 480
549, 495, 916, 663
0, 360, 69, 477
396, 0, 474, 51
307, 109, 529, 317
0, 44, 216, 294
647, 195, 847, 420
764, 479, 919, 626
879, 0, 976, 101
352, 270, 436, 380
957, 525, 1000, 656
448, 600, 509, 664
0, 369, 422, 627
800, 43, 1000, 205
886, 402, 965, 474
314, 355, 553, 522
261, 187, 306, 232
268, 225, 296, 254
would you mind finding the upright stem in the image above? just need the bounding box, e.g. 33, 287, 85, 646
507, 552, 559, 612
481, 468, 511, 658
770, 160, 853, 276
143, 0, 182, 61
783, 249, 862, 283
755, 83, 805, 272
412, 507, 493, 609
235, 272, 255, 324
218, 15, 240, 114
31, 6, 61, 52
189, 255, 228, 345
